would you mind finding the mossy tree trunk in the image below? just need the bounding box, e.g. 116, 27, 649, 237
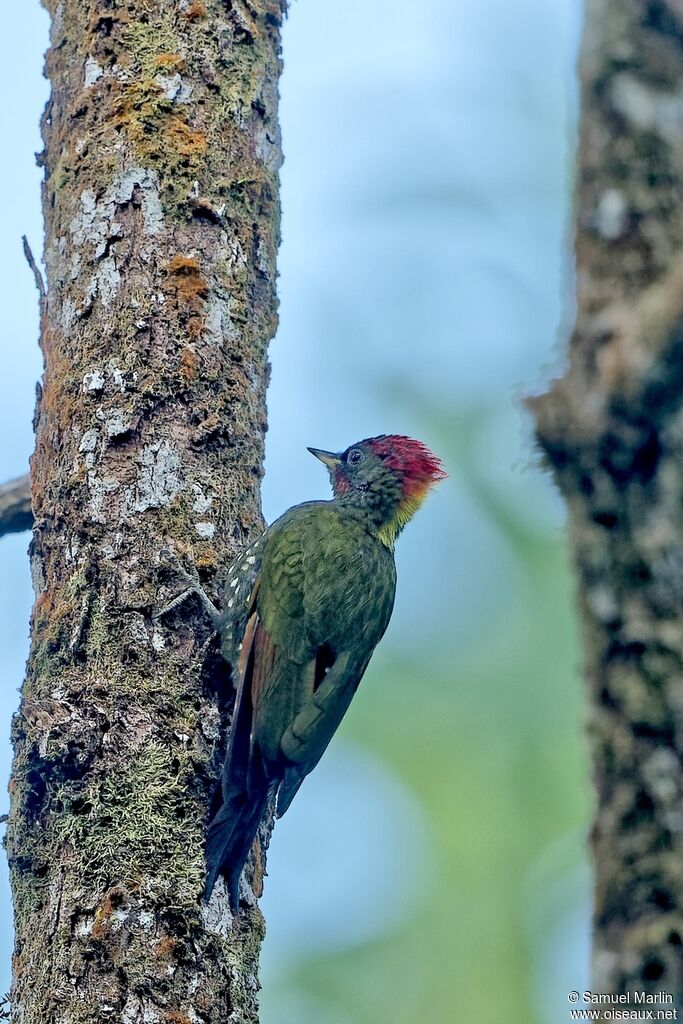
8, 2, 284, 1021
532, 0, 683, 1008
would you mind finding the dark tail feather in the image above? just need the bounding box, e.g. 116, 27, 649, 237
204, 767, 271, 912
276, 765, 306, 818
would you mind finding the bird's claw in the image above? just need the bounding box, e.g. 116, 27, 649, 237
160, 546, 199, 583
156, 547, 223, 631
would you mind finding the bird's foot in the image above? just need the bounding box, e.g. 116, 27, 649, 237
155, 548, 223, 631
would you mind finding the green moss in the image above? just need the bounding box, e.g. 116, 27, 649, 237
84, 595, 108, 664
123, 19, 181, 79
56, 741, 205, 907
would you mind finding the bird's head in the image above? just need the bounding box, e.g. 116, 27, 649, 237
308, 435, 447, 546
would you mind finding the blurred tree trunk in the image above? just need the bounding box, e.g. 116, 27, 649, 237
532, 0, 683, 1008
7, 2, 283, 1022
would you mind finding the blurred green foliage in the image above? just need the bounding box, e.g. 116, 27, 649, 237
262, 406, 589, 1023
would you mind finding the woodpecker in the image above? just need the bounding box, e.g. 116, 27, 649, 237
170, 435, 446, 911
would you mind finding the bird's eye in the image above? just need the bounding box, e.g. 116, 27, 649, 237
347, 448, 363, 464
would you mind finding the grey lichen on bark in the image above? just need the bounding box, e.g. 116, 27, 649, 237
531, 0, 683, 1008
8, 1, 285, 1022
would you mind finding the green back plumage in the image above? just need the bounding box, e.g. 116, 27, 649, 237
252, 501, 396, 764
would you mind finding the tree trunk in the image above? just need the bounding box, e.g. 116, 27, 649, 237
8, 2, 283, 1021
531, 0, 683, 1008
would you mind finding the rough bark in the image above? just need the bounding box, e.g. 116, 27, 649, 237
0, 477, 32, 538
8, 2, 284, 1022
531, 0, 683, 1008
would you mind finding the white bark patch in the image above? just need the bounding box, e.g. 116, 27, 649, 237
154, 72, 192, 103
138, 910, 155, 930
127, 441, 183, 513
101, 407, 134, 439
65, 535, 80, 564
595, 188, 627, 241
75, 914, 95, 938
69, 170, 165, 309
191, 483, 213, 514
30, 552, 45, 598
204, 294, 237, 347
69, 188, 99, 246
79, 428, 100, 454
114, 168, 164, 236
254, 121, 282, 174
83, 370, 105, 394
151, 628, 166, 652
194, 522, 215, 539
255, 235, 270, 276
225, 235, 247, 271
51, 2, 64, 44
110, 908, 130, 930
126, 613, 150, 647
121, 995, 161, 1024
201, 881, 233, 936
199, 704, 221, 742
60, 297, 77, 332
84, 56, 104, 86
94, 257, 121, 307
643, 748, 680, 804
611, 73, 683, 145
110, 363, 131, 393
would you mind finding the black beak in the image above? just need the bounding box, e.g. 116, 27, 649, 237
307, 447, 342, 470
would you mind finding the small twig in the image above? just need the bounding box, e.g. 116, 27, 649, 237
22, 235, 47, 318
0, 474, 32, 538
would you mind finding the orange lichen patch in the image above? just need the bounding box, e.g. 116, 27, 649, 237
112, 80, 168, 139
112, 80, 205, 187
153, 52, 186, 71
31, 580, 78, 647
156, 935, 179, 959
92, 886, 126, 941
164, 1012, 193, 1024
11, 950, 25, 982
186, 318, 206, 341
168, 255, 201, 275
177, 286, 207, 310
165, 117, 207, 158
33, 589, 57, 623
182, 2, 208, 20
179, 347, 199, 383
166, 256, 209, 307
189, 197, 222, 221
39, 341, 73, 425
195, 549, 217, 569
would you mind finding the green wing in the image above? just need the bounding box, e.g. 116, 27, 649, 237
250, 502, 396, 788
207, 501, 396, 901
